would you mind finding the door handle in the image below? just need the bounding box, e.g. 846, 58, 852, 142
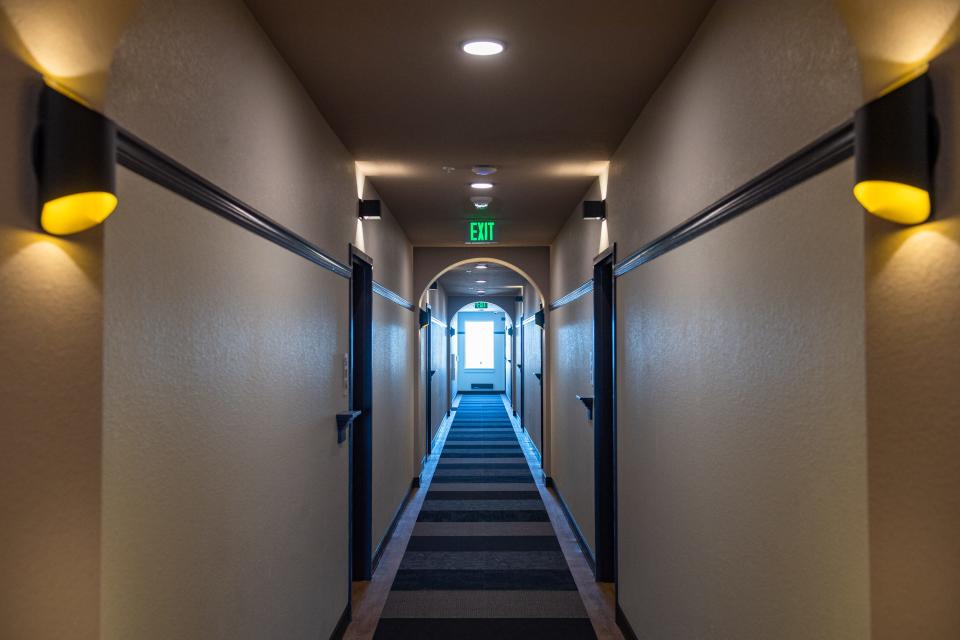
575, 395, 594, 420
336, 410, 361, 444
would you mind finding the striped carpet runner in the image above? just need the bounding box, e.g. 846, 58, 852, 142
373, 393, 597, 639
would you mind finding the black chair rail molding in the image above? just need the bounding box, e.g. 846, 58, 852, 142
549, 279, 593, 311
544, 73, 941, 308
33, 85, 413, 312
612, 119, 856, 278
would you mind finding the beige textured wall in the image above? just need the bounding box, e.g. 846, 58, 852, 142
836, 0, 960, 98
611, 0, 868, 635
102, 0, 414, 637
861, 45, 960, 640
833, 3, 960, 636
372, 293, 416, 553
0, 2, 137, 637
0, 54, 102, 640
359, 181, 417, 553
546, 296, 593, 550
0, 0, 139, 109
548, 0, 870, 636
547, 178, 603, 554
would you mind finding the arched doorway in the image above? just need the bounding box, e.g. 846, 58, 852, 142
415, 259, 549, 477
447, 300, 516, 405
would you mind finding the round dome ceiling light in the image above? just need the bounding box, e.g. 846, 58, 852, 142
472, 165, 498, 176
471, 196, 492, 209
471, 182, 494, 190
461, 40, 505, 56
475, 264, 488, 270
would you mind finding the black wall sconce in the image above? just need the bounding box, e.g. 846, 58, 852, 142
854, 73, 938, 225
358, 199, 382, 220
583, 200, 606, 220
35, 85, 118, 235
534, 309, 545, 328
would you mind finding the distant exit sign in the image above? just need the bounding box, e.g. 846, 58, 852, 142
474, 302, 488, 309
467, 220, 495, 243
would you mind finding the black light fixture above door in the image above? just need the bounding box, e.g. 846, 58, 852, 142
35, 85, 118, 235
853, 73, 938, 225
358, 199, 382, 220
583, 200, 606, 220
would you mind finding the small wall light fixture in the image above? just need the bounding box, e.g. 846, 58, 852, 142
853, 74, 938, 225
358, 199, 382, 220
36, 85, 118, 236
583, 200, 606, 220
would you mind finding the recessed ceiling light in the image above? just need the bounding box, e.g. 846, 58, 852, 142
461, 40, 505, 56
472, 165, 498, 176
475, 264, 488, 270
476, 280, 487, 284
471, 182, 494, 190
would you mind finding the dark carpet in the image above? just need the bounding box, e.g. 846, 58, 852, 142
373, 393, 596, 639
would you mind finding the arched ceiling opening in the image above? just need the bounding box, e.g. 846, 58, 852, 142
418, 257, 544, 310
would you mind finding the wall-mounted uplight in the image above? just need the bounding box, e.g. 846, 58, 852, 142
583, 200, 606, 220
36, 85, 117, 236
853, 74, 938, 225
358, 199, 382, 220
461, 40, 505, 56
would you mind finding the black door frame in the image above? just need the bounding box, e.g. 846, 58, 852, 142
349, 245, 373, 583
423, 305, 433, 456
593, 244, 617, 583
535, 309, 545, 459
518, 316, 525, 425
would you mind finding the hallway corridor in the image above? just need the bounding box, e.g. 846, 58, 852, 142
373, 394, 596, 639
4, 2, 960, 638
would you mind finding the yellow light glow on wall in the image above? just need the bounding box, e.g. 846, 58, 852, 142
40, 192, 118, 236
853, 181, 931, 225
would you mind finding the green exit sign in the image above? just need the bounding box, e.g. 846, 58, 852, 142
467, 220, 495, 243
475, 302, 488, 309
